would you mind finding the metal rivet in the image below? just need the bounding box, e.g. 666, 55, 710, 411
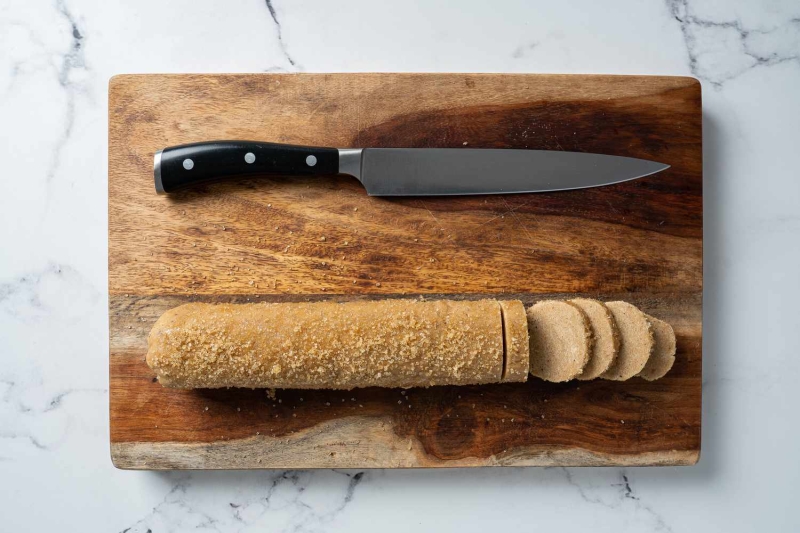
182, 158, 194, 170
306, 155, 317, 167
244, 152, 256, 164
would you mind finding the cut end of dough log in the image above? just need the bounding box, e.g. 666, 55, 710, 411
499, 300, 530, 382
568, 298, 620, 381
527, 300, 592, 382
637, 315, 677, 381
600, 301, 654, 381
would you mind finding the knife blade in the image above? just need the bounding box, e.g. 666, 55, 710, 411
154, 141, 668, 196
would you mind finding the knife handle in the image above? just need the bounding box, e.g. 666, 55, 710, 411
154, 141, 339, 194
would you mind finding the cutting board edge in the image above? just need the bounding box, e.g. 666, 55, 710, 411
109, 72, 701, 86
110, 441, 700, 470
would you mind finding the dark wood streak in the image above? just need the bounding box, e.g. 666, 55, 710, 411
353, 87, 702, 240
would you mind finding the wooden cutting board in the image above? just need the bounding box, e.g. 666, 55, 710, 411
109, 73, 702, 469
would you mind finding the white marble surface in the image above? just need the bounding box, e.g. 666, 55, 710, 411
1, 0, 798, 531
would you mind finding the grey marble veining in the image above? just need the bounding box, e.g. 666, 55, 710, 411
668, 0, 800, 86
119, 470, 367, 532
264, 0, 300, 69
1, 0, 799, 531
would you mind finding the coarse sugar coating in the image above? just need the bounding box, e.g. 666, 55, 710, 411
146, 299, 505, 390
599, 301, 654, 381
499, 300, 530, 382
527, 300, 592, 382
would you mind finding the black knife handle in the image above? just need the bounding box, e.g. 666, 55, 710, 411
154, 141, 339, 193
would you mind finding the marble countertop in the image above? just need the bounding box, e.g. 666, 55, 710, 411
2, 0, 798, 531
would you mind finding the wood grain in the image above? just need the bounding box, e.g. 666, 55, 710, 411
109, 73, 702, 469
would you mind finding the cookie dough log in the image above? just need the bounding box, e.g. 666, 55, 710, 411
636, 315, 677, 381
499, 300, 530, 382
568, 298, 620, 381
599, 301, 654, 381
147, 299, 522, 390
527, 300, 592, 382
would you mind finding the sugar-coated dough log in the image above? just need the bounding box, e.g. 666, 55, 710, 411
147, 299, 514, 390
600, 301, 654, 380
568, 298, 620, 380
636, 315, 676, 380
499, 300, 530, 382
527, 300, 592, 382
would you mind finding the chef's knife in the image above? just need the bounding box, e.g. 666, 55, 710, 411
154, 141, 668, 196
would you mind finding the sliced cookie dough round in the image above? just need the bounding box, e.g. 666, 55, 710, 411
527, 300, 592, 382
637, 315, 676, 381
568, 298, 620, 380
500, 300, 530, 382
599, 301, 654, 381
